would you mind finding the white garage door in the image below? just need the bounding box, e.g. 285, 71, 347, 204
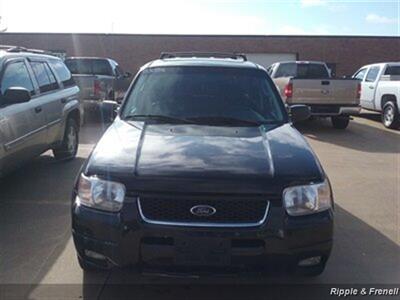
245, 53, 297, 69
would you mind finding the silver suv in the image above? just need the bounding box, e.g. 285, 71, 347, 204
0, 46, 81, 177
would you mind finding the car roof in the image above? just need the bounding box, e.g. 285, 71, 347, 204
66, 57, 112, 60
363, 62, 400, 68
275, 61, 327, 65
144, 57, 263, 70
0, 50, 61, 61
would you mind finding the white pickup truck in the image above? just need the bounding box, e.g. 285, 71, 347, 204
268, 61, 361, 129
352, 62, 400, 129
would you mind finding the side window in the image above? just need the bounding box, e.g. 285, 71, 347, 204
115, 65, 124, 77
31, 61, 59, 93
384, 66, 400, 76
49, 60, 75, 87
44, 63, 58, 85
365, 66, 380, 82
266, 65, 273, 75
326, 63, 336, 77
354, 68, 367, 81
1, 61, 35, 95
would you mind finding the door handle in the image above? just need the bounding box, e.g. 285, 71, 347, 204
35, 106, 42, 113
369, 86, 374, 89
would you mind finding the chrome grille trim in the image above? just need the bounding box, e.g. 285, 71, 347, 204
137, 198, 270, 228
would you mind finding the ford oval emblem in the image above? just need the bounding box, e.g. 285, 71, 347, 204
190, 205, 216, 217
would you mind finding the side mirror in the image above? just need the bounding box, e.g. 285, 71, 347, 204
101, 100, 120, 122
3, 87, 31, 104
123, 72, 132, 79
290, 105, 311, 123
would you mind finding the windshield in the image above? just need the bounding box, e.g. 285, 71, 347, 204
121, 67, 286, 125
64, 59, 113, 76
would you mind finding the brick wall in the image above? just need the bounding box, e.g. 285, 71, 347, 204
1, 33, 399, 76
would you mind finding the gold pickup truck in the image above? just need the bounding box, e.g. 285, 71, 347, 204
268, 61, 361, 129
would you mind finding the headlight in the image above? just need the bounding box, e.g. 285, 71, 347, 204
76, 173, 125, 212
283, 179, 332, 216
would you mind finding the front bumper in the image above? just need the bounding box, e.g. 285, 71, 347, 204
72, 197, 333, 273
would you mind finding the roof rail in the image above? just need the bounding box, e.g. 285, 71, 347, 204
0, 45, 20, 50
160, 52, 247, 61
0, 44, 55, 56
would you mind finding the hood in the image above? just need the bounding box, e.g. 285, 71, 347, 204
85, 118, 324, 194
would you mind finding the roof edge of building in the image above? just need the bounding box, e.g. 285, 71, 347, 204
0, 32, 398, 39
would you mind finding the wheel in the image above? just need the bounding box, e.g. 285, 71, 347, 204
382, 102, 400, 129
331, 116, 350, 129
53, 118, 79, 161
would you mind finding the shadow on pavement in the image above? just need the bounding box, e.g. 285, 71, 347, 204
295, 116, 399, 154
77, 205, 399, 300
0, 118, 108, 299
357, 112, 382, 123
0, 155, 87, 296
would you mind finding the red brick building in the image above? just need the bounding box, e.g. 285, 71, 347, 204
0, 33, 399, 76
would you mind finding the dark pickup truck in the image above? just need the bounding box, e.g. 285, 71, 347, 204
72, 52, 334, 277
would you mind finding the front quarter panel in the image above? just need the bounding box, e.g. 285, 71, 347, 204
56, 86, 80, 142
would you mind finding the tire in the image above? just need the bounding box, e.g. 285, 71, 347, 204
331, 116, 350, 129
53, 118, 79, 161
382, 101, 400, 129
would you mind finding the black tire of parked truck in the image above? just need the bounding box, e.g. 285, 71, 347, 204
382, 101, 400, 129
53, 118, 79, 161
331, 116, 350, 129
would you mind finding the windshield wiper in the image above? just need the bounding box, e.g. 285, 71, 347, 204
123, 114, 194, 124
186, 116, 264, 126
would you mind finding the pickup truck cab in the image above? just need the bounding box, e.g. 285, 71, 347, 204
268, 61, 361, 129
64, 57, 132, 122
0, 46, 81, 177
72, 52, 334, 277
353, 62, 400, 129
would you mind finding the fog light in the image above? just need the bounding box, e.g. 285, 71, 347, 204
85, 249, 106, 260
298, 256, 321, 267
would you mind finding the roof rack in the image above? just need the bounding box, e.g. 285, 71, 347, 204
0, 45, 55, 56
160, 52, 247, 61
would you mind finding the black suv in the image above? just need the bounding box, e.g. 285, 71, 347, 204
72, 52, 333, 277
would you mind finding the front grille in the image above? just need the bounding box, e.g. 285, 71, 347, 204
137, 197, 270, 227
